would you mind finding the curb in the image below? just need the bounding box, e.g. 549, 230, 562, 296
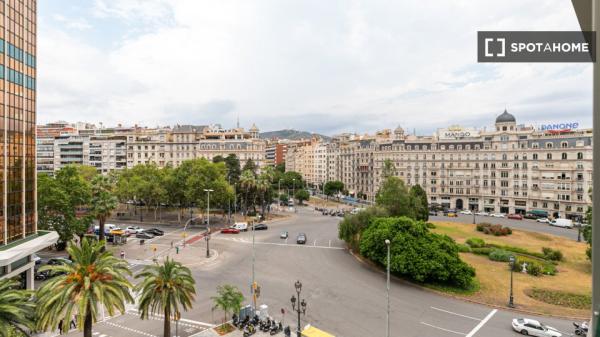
347, 248, 589, 321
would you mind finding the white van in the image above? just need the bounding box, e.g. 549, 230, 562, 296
233, 222, 248, 231
550, 218, 573, 228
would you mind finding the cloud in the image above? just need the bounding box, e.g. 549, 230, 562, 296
38, 0, 592, 136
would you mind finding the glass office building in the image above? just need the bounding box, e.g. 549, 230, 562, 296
0, 0, 57, 289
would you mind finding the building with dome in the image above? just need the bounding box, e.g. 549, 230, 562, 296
286, 110, 593, 220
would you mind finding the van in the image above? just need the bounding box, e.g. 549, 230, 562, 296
94, 224, 117, 235
233, 222, 248, 231
550, 218, 573, 228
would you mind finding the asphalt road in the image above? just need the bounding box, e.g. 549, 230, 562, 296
59, 208, 578, 337
430, 213, 581, 241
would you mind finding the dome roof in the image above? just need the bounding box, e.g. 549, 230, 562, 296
249, 123, 259, 132
496, 109, 516, 123
394, 125, 404, 134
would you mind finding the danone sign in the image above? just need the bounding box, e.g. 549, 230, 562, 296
538, 122, 579, 131
437, 126, 479, 140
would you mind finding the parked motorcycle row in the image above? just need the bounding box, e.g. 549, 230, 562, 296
315, 207, 346, 217
233, 314, 288, 336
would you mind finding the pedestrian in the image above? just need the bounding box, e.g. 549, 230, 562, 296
120, 250, 125, 259
170, 240, 173, 248
70, 315, 77, 330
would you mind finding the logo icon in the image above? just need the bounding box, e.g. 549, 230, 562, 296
484, 38, 505, 57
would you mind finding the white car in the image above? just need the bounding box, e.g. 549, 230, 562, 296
512, 318, 561, 337
459, 210, 473, 215
125, 226, 144, 234
474, 211, 489, 216
490, 213, 506, 218
536, 218, 551, 224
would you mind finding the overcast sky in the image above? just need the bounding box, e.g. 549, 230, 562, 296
38, 0, 592, 135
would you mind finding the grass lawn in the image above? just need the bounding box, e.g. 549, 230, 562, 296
431, 221, 591, 318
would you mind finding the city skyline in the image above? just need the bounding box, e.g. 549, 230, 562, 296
38, 0, 592, 135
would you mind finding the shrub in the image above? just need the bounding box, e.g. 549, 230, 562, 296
465, 237, 485, 248
359, 216, 475, 289
425, 222, 436, 229
489, 244, 546, 260
525, 288, 591, 309
477, 223, 512, 236
542, 247, 563, 261
457, 244, 471, 253
488, 249, 512, 262
511, 256, 556, 276
471, 247, 492, 255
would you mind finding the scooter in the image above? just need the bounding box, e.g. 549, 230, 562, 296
232, 313, 239, 327
262, 318, 272, 332
243, 324, 256, 337
284, 326, 291, 337
270, 321, 283, 335
574, 321, 589, 336
239, 316, 249, 330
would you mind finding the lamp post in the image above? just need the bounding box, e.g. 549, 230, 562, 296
473, 211, 476, 225
385, 239, 391, 337
508, 255, 515, 308
292, 178, 296, 202
290, 280, 307, 337
204, 189, 213, 258
228, 176, 232, 224
278, 179, 282, 206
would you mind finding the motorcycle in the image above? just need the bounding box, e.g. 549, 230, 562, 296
262, 318, 272, 332
243, 324, 256, 337
574, 321, 589, 336
239, 316, 249, 330
270, 321, 283, 335
232, 313, 239, 327
284, 326, 291, 337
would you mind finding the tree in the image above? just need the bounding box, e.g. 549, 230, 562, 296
36, 239, 133, 337
375, 177, 411, 217
381, 159, 397, 179
128, 164, 168, 220
183, 159, 233, 214
0, 279, 35, 337
224, 154, 241, 184
212, 155, 225, 163
89, 175, 118, 244
360, 217, 475, 289
135, 258, 196, 337
239, 170, 257, 214
211, 284, 245, 324
338, 206, 389, 250
584, 206, 592, 260
242, 159, 257, 175
275, 163, 285, 173
409, 184, 429, 221
324, 181, 344, 200
294, 189, 310, 205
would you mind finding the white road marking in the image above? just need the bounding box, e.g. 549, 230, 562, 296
313, 239, 317, 246
465, 309, 497, 337
420, 322, 466, 335
329, 240, 331, 247
103, 321, 157, 337
126, 308, 215, 328
430, 307, 482, 321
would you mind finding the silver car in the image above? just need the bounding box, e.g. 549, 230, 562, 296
512, 318, 561, 337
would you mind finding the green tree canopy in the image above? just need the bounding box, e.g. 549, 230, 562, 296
338, 206, 389, 250
294, 189, 310, 205
242, 159, 257, 175
409, 184, 429, 221
224, 154, 241, 184
211, 284, 245, 324
36, 239, 133, 337
212, 155, 225, 163
360, 217, 475, 289
324, 181, 344, 198
381, 159, 397, 179
0, 279, 35, 337
135, 258, 196, 337
375, 177, 411, 217
89, 175, 118, 243
184, 159, 233, 212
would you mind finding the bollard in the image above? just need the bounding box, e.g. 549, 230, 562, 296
176, 246, 179, 254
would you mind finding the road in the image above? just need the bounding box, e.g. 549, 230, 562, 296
430, 213, 581, 241
59, 207, 577, 337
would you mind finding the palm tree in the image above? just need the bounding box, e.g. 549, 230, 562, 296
255, 176, 271, 216
239, 170, 256, 214
36, 238, 133, 337
90, 175, 118, 243
0, 279, 35, 337
211, 284, 245, 325
135, 258, 196, 337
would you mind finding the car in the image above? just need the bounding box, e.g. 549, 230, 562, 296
125, 226, 144, 234
136, 232, 154, 239
507, 214, 523, 220
296, 233, 307, 244
280, 231, 289, 239
511, 318, 562, 337
253, 223, 268, 230
536, 218, 551, 223
145, 228, 164, 236
474, 211, 489, 216
550, 218, 573, 228
490, 213, 506, 218
459, 210, 473, 215
221, 228, 240, 234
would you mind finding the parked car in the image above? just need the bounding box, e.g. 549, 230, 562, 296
511, 318, 562, 337
536, 218, 551, 224
136, 232, 154, 239
233, 222, 249, 231
253, 223, 268, 230
125, 226, 144, 235
296, 233, 307, 244
507, 214, 523, 220
145, 228, 164, 236
490, 213, 506, 218
280, 231, 289, 239
36, 258, 73, 280
550, 218, 573, 229
474, 211, 489, 216
459, 210, 473, 215
221, 228, 240, 234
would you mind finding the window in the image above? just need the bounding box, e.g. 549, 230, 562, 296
546, 142, 553, 148
577, 152, 583, 160
561, 153, 567, 160
533, 154, 538, 160
547, 153, 552, 160
561, 141, 568, 148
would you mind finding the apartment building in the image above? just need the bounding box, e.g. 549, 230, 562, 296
286, 110, 593, 220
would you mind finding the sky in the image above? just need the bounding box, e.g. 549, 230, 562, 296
38, 0, 592, 136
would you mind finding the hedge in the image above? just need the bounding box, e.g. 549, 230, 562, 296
465, 237, 485, 248
488, 249, 512, 262
542, 247, 564, 262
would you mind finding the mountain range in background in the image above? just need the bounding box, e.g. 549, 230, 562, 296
259, 129, 331, 141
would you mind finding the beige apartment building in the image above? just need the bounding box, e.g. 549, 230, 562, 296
286, 110, 593, 220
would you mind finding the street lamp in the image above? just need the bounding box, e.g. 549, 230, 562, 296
290, 280, 307, 337
204, 189, 213, 258
472, 210, 476, 225
508, 255, 515, 308
385, 239, 391, 337
292, 178, 296, 202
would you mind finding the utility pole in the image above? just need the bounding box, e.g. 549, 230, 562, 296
204, 189, 213, 258
252, 219, 257, 312
385, 239, 391, 337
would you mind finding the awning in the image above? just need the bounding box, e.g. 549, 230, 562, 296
302, 326, 335, 337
